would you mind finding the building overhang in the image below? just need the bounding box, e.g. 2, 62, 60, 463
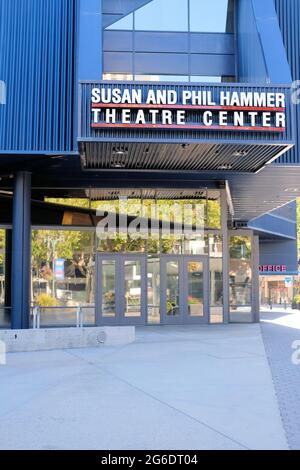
78, 81, 295, 173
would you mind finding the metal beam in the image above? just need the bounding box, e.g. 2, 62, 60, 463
11, 172, 31, 329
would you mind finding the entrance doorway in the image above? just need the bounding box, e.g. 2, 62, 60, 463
96, 254, 147, 325
96, 253, 209, 325
161, 256, 209, 324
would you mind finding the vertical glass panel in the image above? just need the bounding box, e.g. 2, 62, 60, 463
135, 0, 188, 32
209, 234, 223, 323
183, 235, 208, 255
102, 260, 116, 318
124, 260, 142, 317
134, 75, 189, 82
166, 261, 180, 316
229, 235, 252, 322
31, 230, 95, 326
162, 237, 182, 254
0, 229, 9, 327
190, 0, 232, 33
148, 257, 160, 324
207, 192, 221, 229
106, 13, 133, 30
187, 261, 204, 317
103, 73, 134, 81
190, 76, 222, 83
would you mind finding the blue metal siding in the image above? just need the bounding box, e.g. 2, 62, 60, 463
236, 0, 268, 83
237, 0, 291, 84
259, 239, 298, 275
78, 0, 102, 81
274, 0, 300, 164
0, 0, 78, 153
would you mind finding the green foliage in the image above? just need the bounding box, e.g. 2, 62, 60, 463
0, 229, 5, 266
293, 294, 300, 304
32, 230, 93, 263
229, 236, 251, 259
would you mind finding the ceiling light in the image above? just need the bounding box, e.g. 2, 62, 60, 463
232, 150, 248, 157
217, 164, 233, 170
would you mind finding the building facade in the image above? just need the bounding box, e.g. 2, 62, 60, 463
0, 0, 299, 329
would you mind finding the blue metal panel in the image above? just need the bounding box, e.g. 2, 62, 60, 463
103, 31, 134, 52
251, 0, 292, 84
237, 0, 291, 84
135, 31, 189, 53
259, 239, 298, 275
274, 0, 300, 164
236, 0, 268, 83
78, 0, 102, 80
190, 54, 235, 77
103, 30, 234, 55
103, 52, 133, 74
190, 33, 234, 55
0, 0, 78, 153
134, 53, 189, 75
249, 213, 297, 240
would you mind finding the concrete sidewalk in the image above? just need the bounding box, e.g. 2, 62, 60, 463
261, 310, 300, 450
0, 324, 288, 450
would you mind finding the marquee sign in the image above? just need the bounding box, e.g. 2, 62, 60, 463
90, 86, 286, 132
78, 82, 294, 172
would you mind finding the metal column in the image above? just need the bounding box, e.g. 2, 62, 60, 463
252, 235, 260, 322
11, 172, 31, 329
221, 187, 230, 323
4, 229, 12, 307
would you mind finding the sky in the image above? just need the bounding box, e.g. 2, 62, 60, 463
107, 0, 229, 33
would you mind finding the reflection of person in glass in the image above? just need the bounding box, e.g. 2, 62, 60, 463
230, 260, 251, 307
40, 262, 52, 281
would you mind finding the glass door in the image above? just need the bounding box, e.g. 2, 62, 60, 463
120, 255, 147, 325
96, 254, 146, 325
183, 256, 209, 324
161, 257, 182, 324
161, 256, 209, 324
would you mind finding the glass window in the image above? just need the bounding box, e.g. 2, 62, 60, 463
101, 260, 116, 318
187, 261, 204, 317
31, 230, 95, 326
124, 260, 142, 318
183, 235, 208, 255
190, 0, 232, 33
135, 0, 188, 32
134, 74, 189, 82
229, 235, 252, 322
208, 199, 221, 229
103, 73, 134, 81
190, 76, 222, 83
147, 257, 160, 323
106, 13, 133, 31
209, 234, 223, 323
166, 261, 180, 316
0, 229, 10, 328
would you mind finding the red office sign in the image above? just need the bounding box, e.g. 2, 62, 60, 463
259, 264, 287, 273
